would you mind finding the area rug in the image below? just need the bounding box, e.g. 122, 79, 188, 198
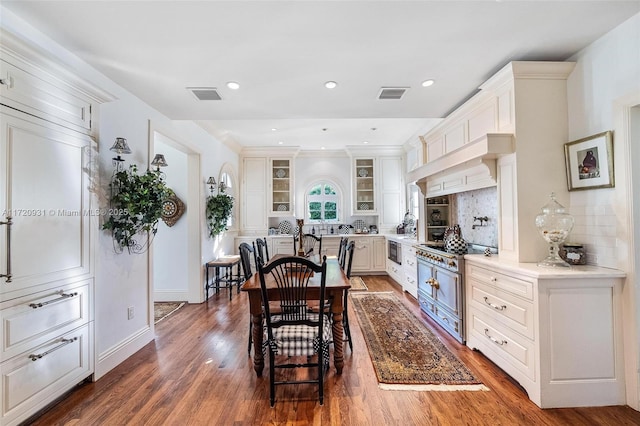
154, 302, 185, 324
349, 276, 368, 291
350, 292, 488, 391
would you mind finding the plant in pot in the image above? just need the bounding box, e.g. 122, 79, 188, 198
102, 164, 170, 253
206, 187, 234, 238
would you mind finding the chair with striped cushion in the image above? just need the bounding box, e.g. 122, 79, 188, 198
258, 255, 330, 406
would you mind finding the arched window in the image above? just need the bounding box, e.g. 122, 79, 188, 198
306, 181, 341, 223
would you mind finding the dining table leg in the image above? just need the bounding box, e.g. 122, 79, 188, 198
331, 290, 345, 375
248, 292, 265, 376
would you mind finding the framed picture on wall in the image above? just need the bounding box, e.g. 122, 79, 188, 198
564, 130, 614, 191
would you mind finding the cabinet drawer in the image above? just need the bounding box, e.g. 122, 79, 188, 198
0, 281, 91, 360
469, 278, 534, 339
434, 304, 461, 338
466, 264, 534, 300
403, 273, 418, 298
1, 324, 92, 425
468, 309, 535, 380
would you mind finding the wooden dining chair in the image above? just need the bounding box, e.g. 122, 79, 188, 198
239, 242, 256, 353
301, 233, 322, 261
342, 241, 355, 351
257, 255, 330, 406
255, 237, 270, 264
337, 236, 348, 267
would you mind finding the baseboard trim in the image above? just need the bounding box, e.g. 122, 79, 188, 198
94, 326, 153, 380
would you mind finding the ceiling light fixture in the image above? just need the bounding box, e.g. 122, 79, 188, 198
324, 81, 337, 89
421, 79, 435, 87
271, 128, 277, 131
278, 141, 284, 145
363, 141, 369, 144
226, 81, 240, 90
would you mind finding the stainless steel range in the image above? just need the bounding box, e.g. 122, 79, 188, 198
416, 244, 466, 343
416, 243, 497, 343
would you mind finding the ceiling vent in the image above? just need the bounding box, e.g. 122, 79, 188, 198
378, 87, 408, 100
188, 87, 222, 101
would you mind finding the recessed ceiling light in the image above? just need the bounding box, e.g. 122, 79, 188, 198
271, 128, 277, 131
421, 79, 435, 87
321, 146, 326, 150
324, 81, 337, 89
278, 141, 284, 145
363, 141, 369, 144
226, 81, 240, 90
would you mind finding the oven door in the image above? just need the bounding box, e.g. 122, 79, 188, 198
388, 240, 401, 265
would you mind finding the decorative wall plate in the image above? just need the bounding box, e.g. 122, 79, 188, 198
358, 168, 368, 177
353, 219, 365, 230
277, 204, 287, 211
161, 193, 185, 227
275, 168, 286, 178
359, 202, 370, 210
278, 220, 292, 235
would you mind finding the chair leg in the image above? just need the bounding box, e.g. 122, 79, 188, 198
269, 350, 276, 407
318, 350, 324, 405
247, 320, 253, 354
343, 312, 353, 352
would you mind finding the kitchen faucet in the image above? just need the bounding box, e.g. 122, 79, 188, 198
472, 216, 489, 229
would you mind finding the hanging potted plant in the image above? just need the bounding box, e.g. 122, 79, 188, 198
206, 187, 234, 238
102, 164, 170, 253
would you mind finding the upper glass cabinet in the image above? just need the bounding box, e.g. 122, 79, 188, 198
354, 158, 375, 214
270, 158, 292, 215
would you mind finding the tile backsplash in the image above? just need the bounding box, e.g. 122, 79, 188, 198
451, 187, 498, 248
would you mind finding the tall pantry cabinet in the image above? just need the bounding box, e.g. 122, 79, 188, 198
0, 32, 113, 425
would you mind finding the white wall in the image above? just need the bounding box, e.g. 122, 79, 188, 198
153, 137, 189, 301
566, 11, 640, 410
0, 7, 240, 379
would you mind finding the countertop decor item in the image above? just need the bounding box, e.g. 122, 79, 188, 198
535, 192, 574, 267
278, 220, 292, 235
445, 225, 467, 255
559, 243, 586, 265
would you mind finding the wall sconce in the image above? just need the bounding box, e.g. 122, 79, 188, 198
150, 154, 168, 171
206, 177, 216, 194
110, 137, 132, 171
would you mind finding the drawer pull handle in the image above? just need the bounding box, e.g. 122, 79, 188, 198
440, 315, 449, 323
0, 216, 12, 283
29, 291, 79, 309
490, 276, 497, 282
483, 297, 507, 311
484, 328, 507, 346
29, 337, 78, 361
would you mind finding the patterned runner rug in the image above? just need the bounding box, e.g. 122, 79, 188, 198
349, 276, 368, 291
154, 302, 185, 324
350, 292, 488, 391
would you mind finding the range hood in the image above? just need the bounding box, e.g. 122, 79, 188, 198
407, 133, 514, 196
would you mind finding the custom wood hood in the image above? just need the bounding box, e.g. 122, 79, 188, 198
407, 133, 514, 196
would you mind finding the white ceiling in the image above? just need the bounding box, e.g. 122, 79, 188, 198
4, 1, 639, 151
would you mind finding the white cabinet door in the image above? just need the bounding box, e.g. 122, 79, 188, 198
372, 237, 386, 271
241, 157, 267, 232
350, 238, 371, 272
0, 110, 93, 300
378, 156, 404, 229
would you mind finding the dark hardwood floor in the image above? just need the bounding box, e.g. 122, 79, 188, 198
27, 276, 640, 425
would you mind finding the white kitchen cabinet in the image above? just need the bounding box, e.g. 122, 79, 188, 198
465, 256, 625, 408
371, 237, 387, 271
320, 236, 341, 258
401, 242, 418, 298
269, 158, 293, 216
353, 158, 376, 214
271, 236, 295, 256
378, 156, 404, 230
241, 157, 267, 232
0, 32, 111, 425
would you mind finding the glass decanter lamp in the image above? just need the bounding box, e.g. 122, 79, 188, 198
534, 192, 575, 267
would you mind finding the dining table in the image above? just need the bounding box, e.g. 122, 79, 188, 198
240, 254, 351, 376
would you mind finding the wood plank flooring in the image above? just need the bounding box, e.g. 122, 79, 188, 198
27, 276, 640, 425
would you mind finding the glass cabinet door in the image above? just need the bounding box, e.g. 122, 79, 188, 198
270, 159, 292, 215
354, 158, 375, 214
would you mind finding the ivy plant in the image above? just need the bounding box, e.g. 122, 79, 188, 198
102, 164, 170, 253
206, 189, 234, 238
